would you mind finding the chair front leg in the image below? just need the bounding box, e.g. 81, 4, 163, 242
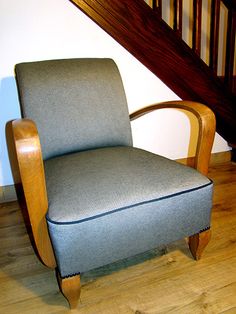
189, 228, 211, 260
57, 271, 81, 309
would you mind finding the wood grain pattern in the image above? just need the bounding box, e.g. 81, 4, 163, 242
192, 0, 202, 55
57, 273, 81, 309
173, 0, 183, 36
0, 160, 235, 313
9, 102, 215, 308
11, 119, 56, 269
130, 100, 216, 176
70, 0, 236, 145
209, 0, 220, 73
189, 229, 211, 260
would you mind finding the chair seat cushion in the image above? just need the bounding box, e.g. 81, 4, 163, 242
45, 146, 213, 276
45, 146, 211, 223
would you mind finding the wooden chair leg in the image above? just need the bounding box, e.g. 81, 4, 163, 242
189, 229, 211, 260
57, 272, 81, 309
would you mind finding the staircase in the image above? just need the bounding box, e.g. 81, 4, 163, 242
70, 0, 236, 146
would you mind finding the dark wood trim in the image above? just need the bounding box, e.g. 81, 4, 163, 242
173, 0, 183, 36
155, 0, 162, 14
224, 8, 236, 92
192, 0, 202, 56
70, 0, 236, 145
209, 0, 220, 73
222, 0, 236, 10
231, 148, 236, 162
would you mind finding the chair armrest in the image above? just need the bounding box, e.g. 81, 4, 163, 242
11, 118, 56, 268
130, 100, 216, 176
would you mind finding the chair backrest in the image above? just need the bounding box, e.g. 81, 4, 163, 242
15, 58, 132, 160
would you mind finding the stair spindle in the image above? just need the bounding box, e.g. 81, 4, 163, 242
193, 0, 202, 56
155, 0, 162, 15
173, 0, 183, 36
210, 0, 221, 73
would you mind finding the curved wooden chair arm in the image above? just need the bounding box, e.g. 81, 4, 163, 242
11, 118, 56, 269
130, 101, 216, 176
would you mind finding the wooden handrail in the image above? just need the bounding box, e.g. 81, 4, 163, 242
71, 0, 236, 146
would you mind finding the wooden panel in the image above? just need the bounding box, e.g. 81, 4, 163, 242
70, 0, 236, 146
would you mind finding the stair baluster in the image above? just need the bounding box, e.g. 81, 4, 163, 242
210, 0, 221, 74
70, 0, 236, 146
192, 0, 202, 56
173, 0, 183, 36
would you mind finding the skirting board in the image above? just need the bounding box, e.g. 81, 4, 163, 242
0, 150, 232, 204
177, 150, 232, 167
0, 184, 17, 203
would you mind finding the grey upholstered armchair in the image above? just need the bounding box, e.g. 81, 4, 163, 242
10, 58, 215, 309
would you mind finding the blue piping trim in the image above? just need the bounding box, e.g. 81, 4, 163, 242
46, 180, 213, 226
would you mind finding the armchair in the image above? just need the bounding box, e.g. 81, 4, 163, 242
10, 58, 215, 309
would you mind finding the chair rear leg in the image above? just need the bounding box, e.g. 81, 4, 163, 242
57, 271, 81, 309
189, 229, 211, 260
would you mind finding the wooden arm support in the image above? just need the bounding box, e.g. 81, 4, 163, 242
11, 118, 56, 269
130, 101, 216, 176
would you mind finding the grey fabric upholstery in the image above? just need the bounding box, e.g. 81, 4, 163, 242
15, 58, 213, 279
45, 146, 213, 277
15, 59, 132, 160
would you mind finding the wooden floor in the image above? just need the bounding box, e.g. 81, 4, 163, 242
0, 161, 236, 313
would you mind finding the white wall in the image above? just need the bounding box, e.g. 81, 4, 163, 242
0, 0, 230, 186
